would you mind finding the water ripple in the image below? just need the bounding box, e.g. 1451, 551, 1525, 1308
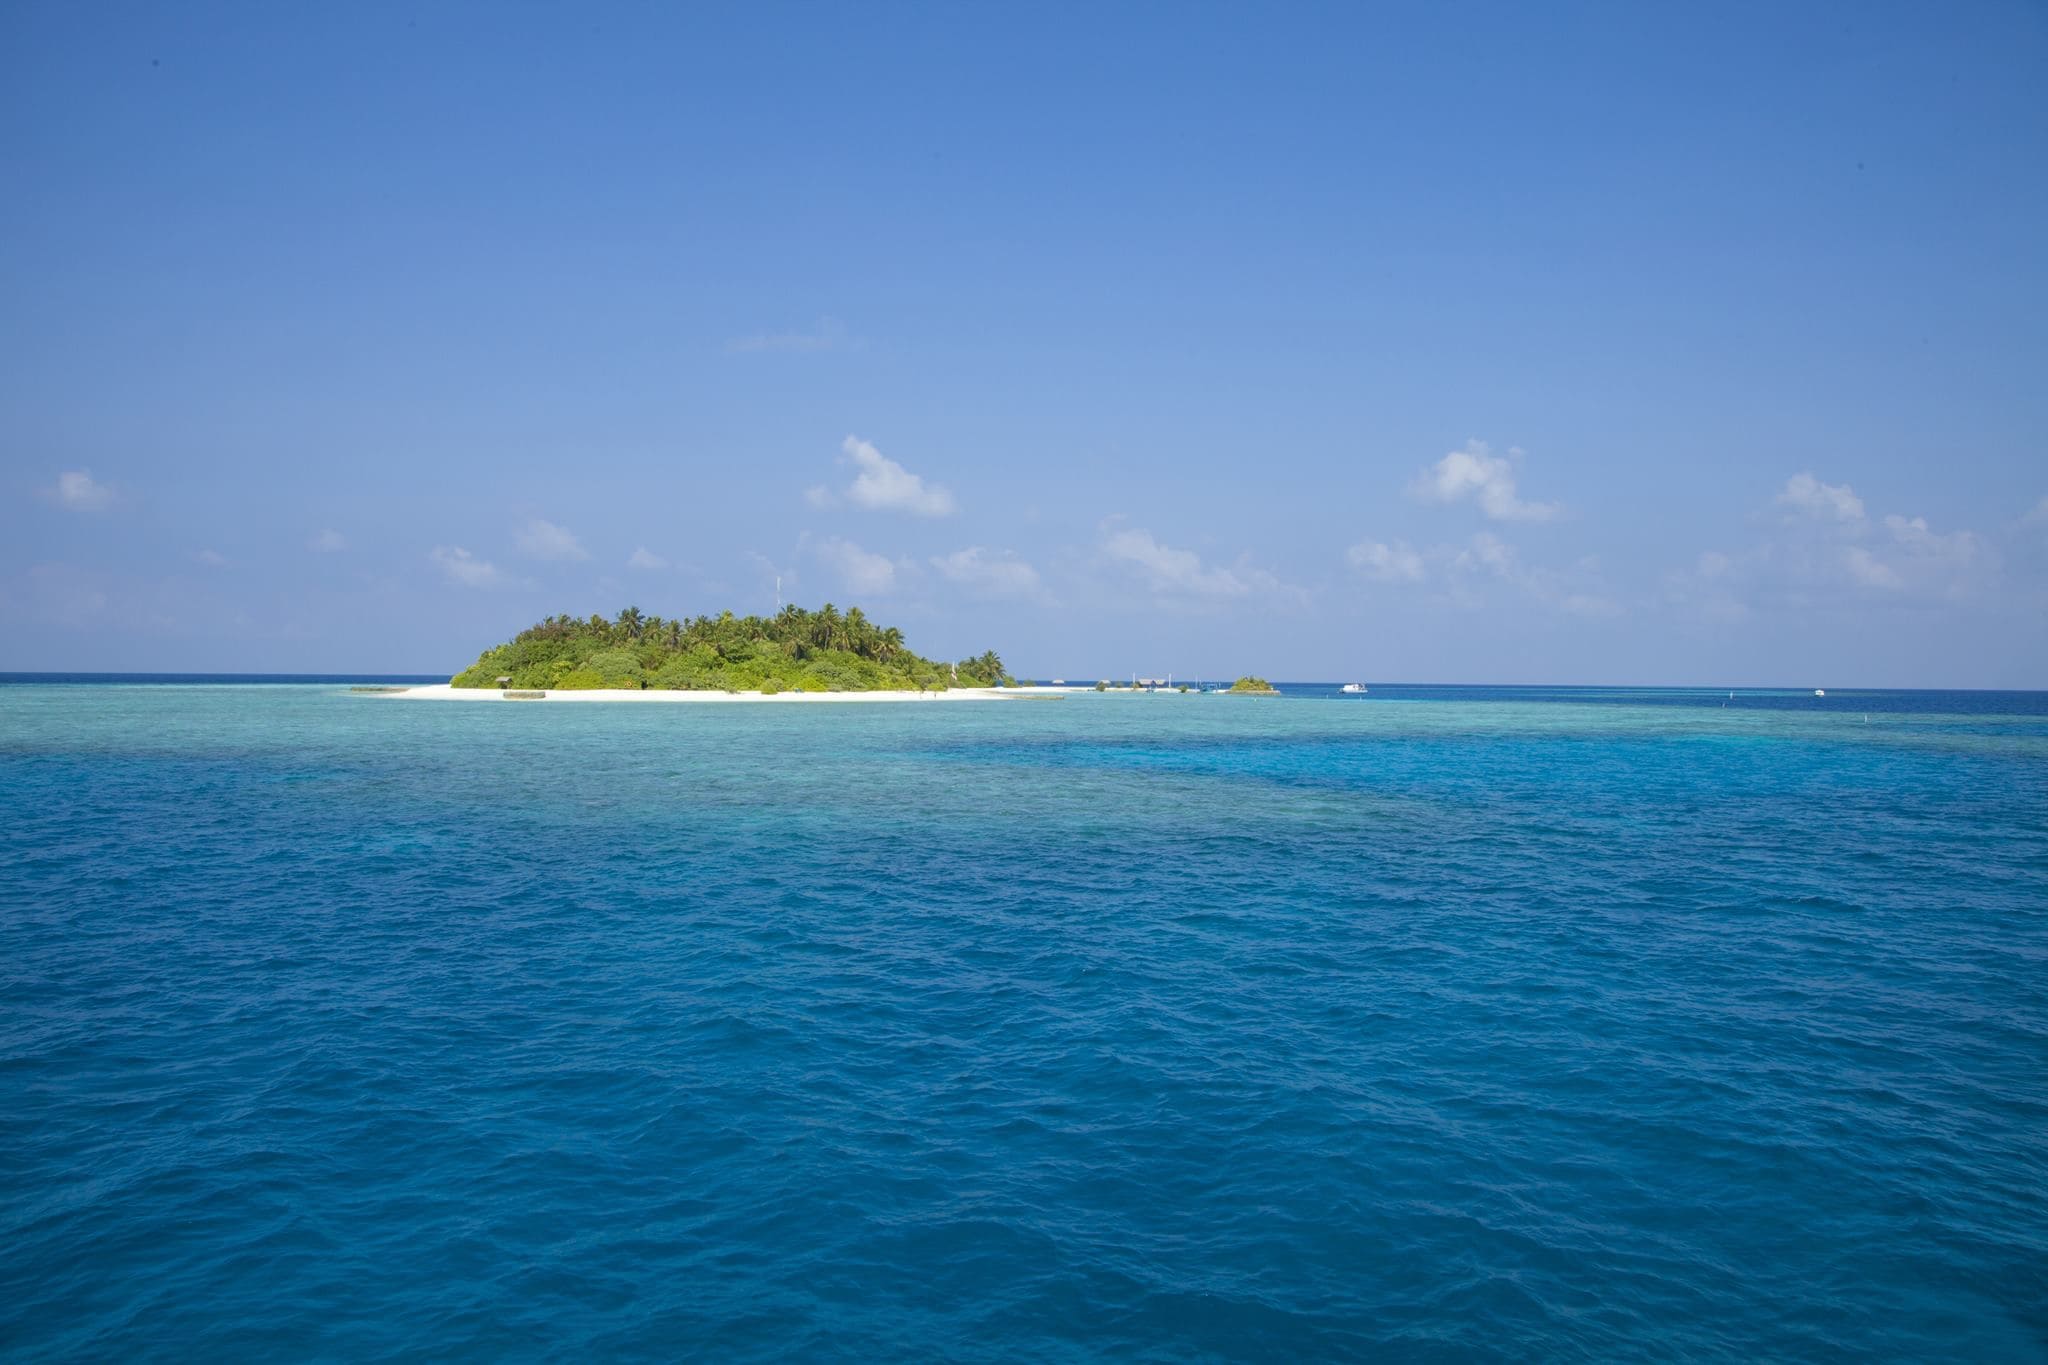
2, 685, 2046, 1359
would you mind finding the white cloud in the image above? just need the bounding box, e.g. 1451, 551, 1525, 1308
727, 316, 859, 354
1673, 474, 1986, 615
2026, 496, 2048, 527
931, 546, 1041, 596
1432, 531, 1620, 615
1843, 545, 1902, 589
804, 484, 837, 509
840, 436, 957, 517
627, 546, 668, 571
194, 549, 229, 568
1454, 530, 1518, 577
1882, 514, 1976, 566
812, 536, 899, 595
1101, 526, 1256, 598
50, 469, 113, 512
1347, 538, 1426, 583
308, 529, 348, 553
515, 518, 589, 562
1777, 472, 1866, 523
430, 545, 503, 588
1408, 441, 1559, 522
1346, 454, 1608, 610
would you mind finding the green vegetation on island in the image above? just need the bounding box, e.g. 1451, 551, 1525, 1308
1228, 676, 1279, 693
451, 605, 1010, 693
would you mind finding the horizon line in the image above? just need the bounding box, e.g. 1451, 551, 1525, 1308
0, 671, 2041, 694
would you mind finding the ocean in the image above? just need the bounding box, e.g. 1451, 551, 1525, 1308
3, 679, 2045, 1360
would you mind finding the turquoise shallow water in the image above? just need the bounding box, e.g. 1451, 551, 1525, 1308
3, 683, 2046, 1360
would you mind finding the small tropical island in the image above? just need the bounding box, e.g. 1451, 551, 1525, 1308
1227, 676, 1280, 694
451, 605, 1009, 693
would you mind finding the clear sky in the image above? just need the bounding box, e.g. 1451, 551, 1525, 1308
4, 1, 2045, 685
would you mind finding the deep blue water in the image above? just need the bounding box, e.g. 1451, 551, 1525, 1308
3, 682, 2045, 1360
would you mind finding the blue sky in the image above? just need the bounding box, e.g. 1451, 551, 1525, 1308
4, 1, 2045, 684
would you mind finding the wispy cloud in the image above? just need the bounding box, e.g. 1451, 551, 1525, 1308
308, 529, 348, 553
43, 563, 112, 616
2023, 495, 2048, 528
515, 518, 589, 562
727, 316, 861, 354
1346, 539, 1426, 583
1776, 472, 1866, 523
931, 546, 1042, 597
193, 549, 229, 568
1447, 532, 1619, 616
1453, 530, 1517, 578
1102, 526, 1249, 597
1672, 473, 1984, 616
1345, 526, 1616, 615
1408, 441, 1559, 522
18, 562, 109, 619
627, 546, 668, 570
1785, 475, 1979, 592
812, 536, 900, 595
840, 436, 957, 517
1097, 524, 1293, 604
1842, 544, 1900, 589
1881, 514, 1977, 572
430, 545, 504, 588
49, 469, 114, 512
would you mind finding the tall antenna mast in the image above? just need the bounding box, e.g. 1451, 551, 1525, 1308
775, 576, 781, 611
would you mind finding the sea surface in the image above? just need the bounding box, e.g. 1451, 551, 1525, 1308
3, 679, 2045, 1361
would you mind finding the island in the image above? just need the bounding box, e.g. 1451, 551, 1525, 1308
1227, 676, 1280, 694
449, 605, 1009, 693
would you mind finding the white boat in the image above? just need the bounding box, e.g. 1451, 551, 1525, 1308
1814, 688, 1826, 697
1341, 682, 1367, 694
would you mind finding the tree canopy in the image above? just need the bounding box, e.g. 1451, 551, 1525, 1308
1227, 676, 1279, 693
451, 605, 1008, 693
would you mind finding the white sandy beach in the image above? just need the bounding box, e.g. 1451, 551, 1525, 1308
379, 684, 1079, 704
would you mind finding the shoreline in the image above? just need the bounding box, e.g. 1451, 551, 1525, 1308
376, 684, 1079, 704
